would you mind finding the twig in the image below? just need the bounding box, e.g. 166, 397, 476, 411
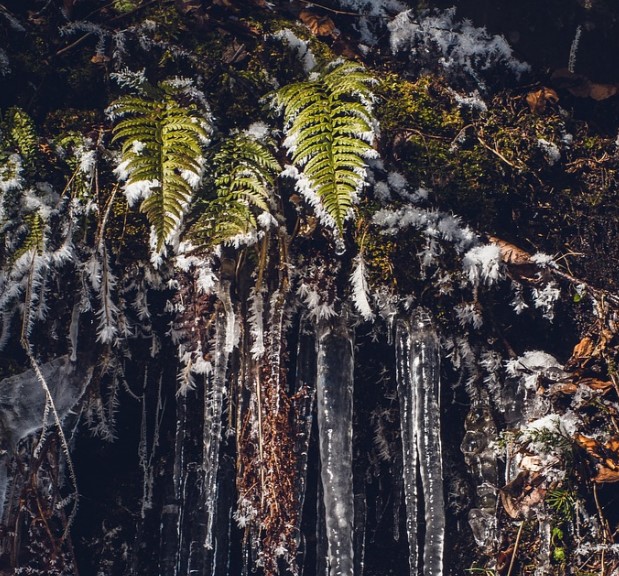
397, 127, 452, 142
55, 0, 171, 58
593, 483, 612, 572
477, 134, 520, 170
506, 521, 525, 576
296, 0, 370, 16
22, 346, 79, 541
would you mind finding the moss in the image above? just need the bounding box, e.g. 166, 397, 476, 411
376, 74, 464, 137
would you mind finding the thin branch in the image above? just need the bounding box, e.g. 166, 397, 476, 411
477, 134, 521, 169
506, 521, 525, 576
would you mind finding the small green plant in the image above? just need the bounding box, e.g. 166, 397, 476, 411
546, 488, 575, 520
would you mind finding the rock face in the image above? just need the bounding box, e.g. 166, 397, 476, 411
1, 1, 619, 575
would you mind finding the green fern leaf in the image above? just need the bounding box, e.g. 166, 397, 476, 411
111, 80, 211, 252
273, 61, 377, 233
4, 108, 39, 172
189, 134, 279, 246
13, 212, 46, 262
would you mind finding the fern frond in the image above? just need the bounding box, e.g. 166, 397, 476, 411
4, 108, 39, 172
13, 212, 46, 262
111, 81, 211, 252
273, 61, 377, 233
189, 135, 279, 246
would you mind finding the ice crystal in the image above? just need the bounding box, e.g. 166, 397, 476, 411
462, 244, 502, 285
532, 282, 561, 320
389, 8, 530, 90
273, 29, 317, 73
537, 139, 561, 165
350, 254, 374, 321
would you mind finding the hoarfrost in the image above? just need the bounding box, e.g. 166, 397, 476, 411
532, 282, 561, 320
350, 255, 374, 321
389, 8, 530, 90
462, 244, 502, 285
273, 29, 317, 73
537, 139, 561, 165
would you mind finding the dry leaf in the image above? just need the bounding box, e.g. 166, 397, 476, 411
579, 377, 613, 392
299, 9, 338, 38
550, 382, 579, 396
500, 471, 545, 519
489, 236, 531, 266
589, 83, 619, 101
575, 433, 600, 454
222, 40, 248, 64
488, 236, 547, 282
571, 336, 595, 360
91, 54, 110, 64
594, 467, 619, 483
552, 68, 619, 101
526, 87, 559, 113
575, 433, 619, 483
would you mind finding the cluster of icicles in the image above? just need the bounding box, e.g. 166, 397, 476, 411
177, 296, 447, 576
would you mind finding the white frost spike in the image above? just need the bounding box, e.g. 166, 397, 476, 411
350, 255, 374, 321
396, 309, 445, 576
462, 244, 502, 286
316, 316, 355, 576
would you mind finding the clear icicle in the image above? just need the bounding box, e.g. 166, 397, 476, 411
396, 308, 445, 576
395, 319, 419, 576
203, 300, 230, 554
316, 315, 355, 576
353, 492, 367, 576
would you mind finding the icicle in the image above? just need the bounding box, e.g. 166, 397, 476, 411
203, 289, 230, 554
316, 315, 355, 576
396, 308, 445, 576
461, 391, 498, 551
353, 492, 367, 576
69, 303, 80, 362
395, 318, 419, 576
292, 318, 316, 552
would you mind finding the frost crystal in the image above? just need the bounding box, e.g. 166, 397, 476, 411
462, 244, 502, 285
537, 139, 561, 165
530, 252, 557, 269
532, 282, 561, 320
273, 29, 316, 73
350, 255, 374, 321
389, 8, 530, 90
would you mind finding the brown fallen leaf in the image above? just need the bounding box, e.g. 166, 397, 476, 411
489, 236, 531, 266
526, 87, 559, 113
575, 433, 600, 454
571, 335, 595, 361
222, 40, 248, 64
575, 433, 619, 483
299, 9, 339, 38
91, 54, 110, 65
551, 68, 619, 101
579, 377, 613, 392
594, 467, 619, 483
500, 470, 545, 519
549, 381, 579, 396
488, 236, 547, 283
